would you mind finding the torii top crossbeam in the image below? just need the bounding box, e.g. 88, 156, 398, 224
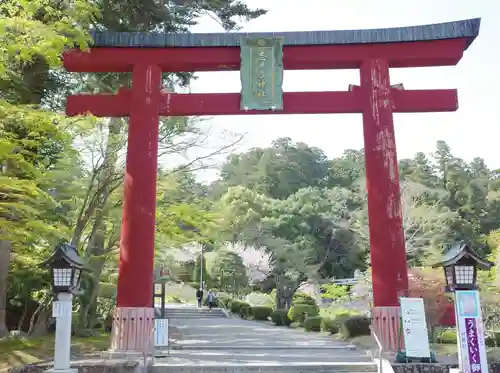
65, 18, 480, 73
64, 18, 480, 117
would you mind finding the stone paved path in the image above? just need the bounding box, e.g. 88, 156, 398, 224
154, 306, 375, 367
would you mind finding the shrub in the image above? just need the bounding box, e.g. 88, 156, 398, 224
484, 331, 500, 347
437, 329, 457, 344
245, 292, 275, 308
166, 294, 183, 303
293, 292, 317, 307
341, 315, 371, 338
229, 300, 244, 314
239, 303, 252, 319
321, 317, 339, 334
304, 316, 322, 332
252, 306, 273, 321
216, 294, 231, 309
271, 309, 291, 326
288, 304, 319, 326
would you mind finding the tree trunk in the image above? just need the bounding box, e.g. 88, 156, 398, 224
30, 309, 50, 336
76, 118, 122, 332
0, 240, 12, 337
17, 298, 28, 331
26, 292, 52, 336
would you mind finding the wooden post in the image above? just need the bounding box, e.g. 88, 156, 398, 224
111, 64, 161, 352
360, 58, 409, 351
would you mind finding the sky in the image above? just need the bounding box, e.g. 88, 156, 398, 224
180, 0, 499, 182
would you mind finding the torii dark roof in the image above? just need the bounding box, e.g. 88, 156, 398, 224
89, 18, 480, 49
433, 241, 494, 270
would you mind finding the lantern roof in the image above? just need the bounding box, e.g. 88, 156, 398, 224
432, 241, 493, 270
41, 242, 87, 269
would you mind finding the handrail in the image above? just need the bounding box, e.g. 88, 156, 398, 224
370, 326, 383, 373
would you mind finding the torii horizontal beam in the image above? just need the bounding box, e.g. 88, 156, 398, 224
64, 39, 468, 72
66, 88, 458, 117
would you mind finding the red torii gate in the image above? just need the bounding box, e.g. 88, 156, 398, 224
64, 18, 480, 352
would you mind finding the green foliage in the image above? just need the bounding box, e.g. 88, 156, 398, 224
293, 292, 317, 306
216, 294, 232, 309
245, 292, 274, 308
321, 318, 339, 334
207, 249, 248, 294
166, 295, 183, 304
320, 309, 361, 335
287, 304, 319, 326
437, 329, 457, 344
229, 300, 245, 314
192, 253, 209, 287
252, 306, 273, 321
340, 316, 371, 338
238, 303, 252, 319
270, 309, 291, 326
321, 284, 349, 301
303, 316, 322, 332
485, 332, 500, 347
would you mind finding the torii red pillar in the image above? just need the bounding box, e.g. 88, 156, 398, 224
360, 59, 408, 350
109, 64, 162, 352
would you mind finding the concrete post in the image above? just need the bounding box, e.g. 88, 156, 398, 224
47, 293, 77, 373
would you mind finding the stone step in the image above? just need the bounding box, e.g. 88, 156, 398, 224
151, 363, 378, 373
163, 310, 227, 319
155, 350, 372, 363
164, 310, 225, 314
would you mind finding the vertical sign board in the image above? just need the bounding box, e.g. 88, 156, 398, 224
400, 297, 431, 358
455, 290, 488, 373
240, 36, 284, 111
154, 318, 169, 347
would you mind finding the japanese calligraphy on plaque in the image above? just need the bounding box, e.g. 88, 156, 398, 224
240, 36, 284, 111
456, 291, 489, 373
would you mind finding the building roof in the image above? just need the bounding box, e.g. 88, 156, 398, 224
89, 18, 480, 49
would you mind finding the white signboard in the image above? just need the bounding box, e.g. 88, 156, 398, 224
154, 318, 169, 347
455, 290, 488, 373
52, 301, 72, 318
400, 297, 430, 358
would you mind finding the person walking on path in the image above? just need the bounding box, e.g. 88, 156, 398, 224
206, 290, 215, 311
196, 288, 203, 307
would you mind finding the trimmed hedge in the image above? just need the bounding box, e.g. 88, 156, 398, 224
292, 293, 319, 315
271, 309, 291, 326
252, 306, 273, 321
304, 316, 322, 332
341, 315, 371, 338
239, 302, 252, 319
293, 292, 317, 306
288, 304, 319, 326
229, 300, 245, 314
321, 317, 339, 334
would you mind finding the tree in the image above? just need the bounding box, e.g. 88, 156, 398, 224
206, 249, 248, 294
408, 268, 452, 341
219, 185, 364, 308
219, 137, 330, 199
351, 181, 460, 265
0, 0, 98, 336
